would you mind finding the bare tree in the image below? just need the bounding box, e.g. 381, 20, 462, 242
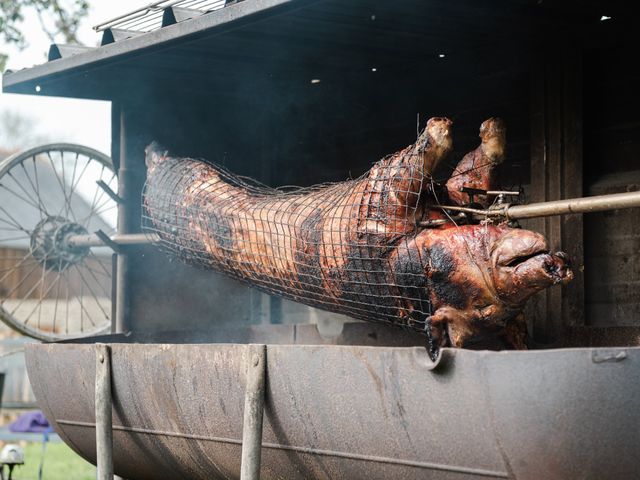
0, 109, 50, 152
1, 0, 89, 71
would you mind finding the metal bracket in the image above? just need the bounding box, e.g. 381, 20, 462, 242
96, 344, 114, 480
460, 186, 520, 196
96, 180, 123, 204
240, 344, 267, 480
95, 230, 123, 254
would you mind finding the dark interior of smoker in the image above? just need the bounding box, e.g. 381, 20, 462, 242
9, 0, 638, 348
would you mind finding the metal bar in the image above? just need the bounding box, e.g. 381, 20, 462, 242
240, 344, 267, 480
93, 1, 172, 31
430, 191, 640, 221
506, 190, 640, 219
95, 343, 114, 480
94, 230, 123, 254
66, 233, 159, 248
427, 204, 493, 216
115, 106, 130, 336
96, 180, 123, 204
460, 187, 520, 196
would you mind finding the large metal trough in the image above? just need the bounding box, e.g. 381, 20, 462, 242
25, 323, 640, 480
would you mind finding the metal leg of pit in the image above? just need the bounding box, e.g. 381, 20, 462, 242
95, 344, 114, 480
94, 343, 267, 480
240, 344, 267, 480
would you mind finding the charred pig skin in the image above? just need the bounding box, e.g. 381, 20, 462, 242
143, 117, 572, 357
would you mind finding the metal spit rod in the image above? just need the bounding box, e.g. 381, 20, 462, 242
431, 190, 640, 221
63, 191, 640, 248
506, 190, 640, 219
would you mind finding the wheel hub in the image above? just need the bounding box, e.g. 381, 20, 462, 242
30, 216, 90, 271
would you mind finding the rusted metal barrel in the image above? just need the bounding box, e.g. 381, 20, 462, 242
23, 324, 640, 480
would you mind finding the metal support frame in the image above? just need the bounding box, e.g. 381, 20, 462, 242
94, 230, 124, 255
240, 344, 267, 480
115, 106, 129, 335
95, 344, 114, 480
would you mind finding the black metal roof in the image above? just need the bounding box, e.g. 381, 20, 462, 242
2, 0, 623, 102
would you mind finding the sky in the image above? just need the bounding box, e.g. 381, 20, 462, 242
0, 1, 151, 155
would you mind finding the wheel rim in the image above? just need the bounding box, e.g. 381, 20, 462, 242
0, 143, 116, 341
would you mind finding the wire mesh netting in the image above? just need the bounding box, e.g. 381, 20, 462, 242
142, 118, 455, 352
142, 116, 574, 356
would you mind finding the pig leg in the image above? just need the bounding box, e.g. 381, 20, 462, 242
500, 313, 528, 350
446, 117, 506, 207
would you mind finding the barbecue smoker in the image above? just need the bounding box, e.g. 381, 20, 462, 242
2, 1, 640, 479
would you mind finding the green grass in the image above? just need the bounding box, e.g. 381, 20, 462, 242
7, 441, 95, 480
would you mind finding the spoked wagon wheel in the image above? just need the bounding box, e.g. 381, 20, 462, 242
0, 144, 116, 341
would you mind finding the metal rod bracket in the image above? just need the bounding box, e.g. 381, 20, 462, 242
96, 180, 123, 204
95, 230, 123, 254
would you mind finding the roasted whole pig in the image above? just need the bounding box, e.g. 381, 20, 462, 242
143, 117, 572, 358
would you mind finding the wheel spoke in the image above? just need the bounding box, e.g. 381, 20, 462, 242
0, 234, 31, 243
69, 156, 92, 196
0, 261, 41, 304
0, 252, 33, 284
4, 172, 45, 211
8, 266, 47, 317
80, 261, 111, 298
88, 251, 113, 277
25, 267, 63, 327
84, 164, 107, 224
83, 263, 111, 278
52, 258, 63, 331
75, 276, 98, 329
0, 206, 31, 235
0, 261, 36, 273
72, 263, 110, 319
20, 161, 48, 219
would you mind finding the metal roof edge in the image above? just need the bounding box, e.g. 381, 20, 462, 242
2, 0, 309, 94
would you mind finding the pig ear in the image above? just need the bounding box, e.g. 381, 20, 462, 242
416, 117, 453, 175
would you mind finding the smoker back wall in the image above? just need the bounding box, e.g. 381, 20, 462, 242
4, 0, 636, 333
123, 50, 533, 333
98, 3, 594, 334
